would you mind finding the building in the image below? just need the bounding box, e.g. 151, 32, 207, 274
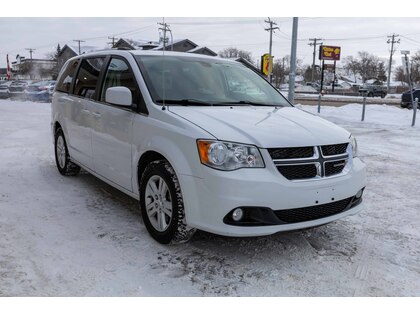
11, 58, 57, 80
0, 68, 8, 81
112, 38, 159, 50
113, 38, 217, 56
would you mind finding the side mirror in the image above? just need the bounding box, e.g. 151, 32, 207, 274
105, 86, 132, 107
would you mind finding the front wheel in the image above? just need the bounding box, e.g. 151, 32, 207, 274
139, 160, 196, 244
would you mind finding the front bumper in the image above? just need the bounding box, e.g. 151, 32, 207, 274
179, 154, 366, 237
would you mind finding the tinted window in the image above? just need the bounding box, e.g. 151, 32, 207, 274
56, 59, 79, 93
74, 57, 105, 99
101, 58, 138, 104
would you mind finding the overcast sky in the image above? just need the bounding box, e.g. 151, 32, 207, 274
1, 17, 420, 69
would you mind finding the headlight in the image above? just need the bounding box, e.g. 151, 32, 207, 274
197, 140, 265, 170
350, 135, 358, 158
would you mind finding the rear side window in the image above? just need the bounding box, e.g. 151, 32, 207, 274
100, 58, 138, 104
56, 59, 79, 93
74, 57, 105, 99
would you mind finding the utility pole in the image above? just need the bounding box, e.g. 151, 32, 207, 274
158, 20, 173, 51
288, 17, 299, 104
25, 48, 36, 60
265, 17, 279, 83
108, 36, 119, 47
386, 34, 400, 94
308, 38, 322, 82
73, 40, 86, 55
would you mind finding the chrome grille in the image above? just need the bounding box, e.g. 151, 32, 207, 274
271, 144, 349, 181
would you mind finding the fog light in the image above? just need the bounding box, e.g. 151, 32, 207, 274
232, 208, 244, 222
356, 189, 363, 199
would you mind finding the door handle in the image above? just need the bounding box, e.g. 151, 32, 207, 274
91, 112, 101, 118
81, 109, 91, 114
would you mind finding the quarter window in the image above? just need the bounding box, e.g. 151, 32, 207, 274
101, 58, 138, 104
56, 59, 79, 93
74, 57, 105, 99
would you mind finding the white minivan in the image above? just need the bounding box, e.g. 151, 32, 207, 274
51, 50, 366, 244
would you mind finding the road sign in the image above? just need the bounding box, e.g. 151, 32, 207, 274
319, 45, 341, 61
402, 56, 411, 75
261, 54, 273, 76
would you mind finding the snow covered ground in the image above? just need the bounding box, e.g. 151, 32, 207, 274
0, 100, 419, 297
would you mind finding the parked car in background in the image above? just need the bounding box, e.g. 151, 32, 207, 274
401, 88, 420, 108
0, 81, 13, 99
358, 84, 387, 98
8, 80, 29, 99
25, 80, 56, 102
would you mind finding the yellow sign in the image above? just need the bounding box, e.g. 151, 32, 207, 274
261, 54, 273, 76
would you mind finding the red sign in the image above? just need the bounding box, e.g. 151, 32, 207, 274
319, 45, 341, 61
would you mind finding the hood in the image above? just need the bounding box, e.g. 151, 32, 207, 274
169, 106, 351, 148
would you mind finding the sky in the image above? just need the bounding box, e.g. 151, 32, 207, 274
1, 17, 420, 69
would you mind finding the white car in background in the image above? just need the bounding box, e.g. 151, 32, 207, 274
51, 50, 366, 244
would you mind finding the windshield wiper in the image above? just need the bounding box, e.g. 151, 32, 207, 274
215, 100, 283, 107
155, 99, 213, 106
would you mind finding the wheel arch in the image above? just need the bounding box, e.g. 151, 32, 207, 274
137, 150, 167, 190
53, 121, 62, 135
134, 136, 202, 195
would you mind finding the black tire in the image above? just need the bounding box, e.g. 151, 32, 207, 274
139, 160, 196, 244
367, 92, 373, 97
54, 128, 80, 176
380, 92, 386, 98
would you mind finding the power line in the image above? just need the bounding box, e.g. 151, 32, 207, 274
108, 36, 119, 47
401, 35, 420, 45
265, 17, 279, 83
386, 34, 400, 93
73, 40, 85, 54
308, 38, 322, 82
158, 21, 173, 51
25, 48, 36, 59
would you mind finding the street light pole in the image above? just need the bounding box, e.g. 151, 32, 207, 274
288, 17, 299, 104
401, 50, 414, 107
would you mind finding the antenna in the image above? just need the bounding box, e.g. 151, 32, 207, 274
158, 18, 169, 110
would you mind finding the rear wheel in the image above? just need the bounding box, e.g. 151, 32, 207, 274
54, 128, 80, 176
140, 160, 196, 244
367, 92, 373, 97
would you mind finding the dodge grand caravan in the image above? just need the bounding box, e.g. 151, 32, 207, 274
51, 50, 366, 244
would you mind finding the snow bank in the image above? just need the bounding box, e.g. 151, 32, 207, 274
297, 103, 419, 128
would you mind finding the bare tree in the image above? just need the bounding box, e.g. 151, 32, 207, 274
343, 56, 359, 82
343, 52, 386, 83
394, 66, 407, 85
218, 47, 253, 64
410, 50, 420, 84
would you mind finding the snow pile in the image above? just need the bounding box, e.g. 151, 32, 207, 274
297, 103, 418, 128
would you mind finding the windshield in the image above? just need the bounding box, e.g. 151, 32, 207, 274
135, 55, 290, 107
